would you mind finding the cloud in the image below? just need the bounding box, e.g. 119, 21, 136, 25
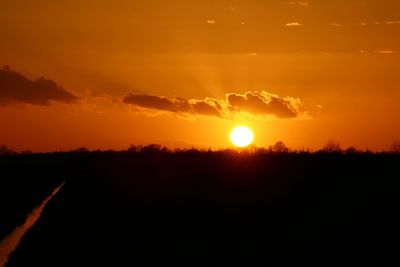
226, 91, 299, 118
123, 91, 303, 119
191, 99, 222, 117
206, 20, 216, 24
123, 93, 222, 118
327, 20, 400, 27
123, 94, 178, 112
330, 23, 344, 27
287, 1, 309, 7
285, 22, 304, 27
385, 21, 400, 25
374, 50, 395, 54
0, 66, 78, 106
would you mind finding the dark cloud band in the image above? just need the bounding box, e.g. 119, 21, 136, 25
124, 91, 302, 119
226, 91, 298, 118
0, 66, 78, 106
123, 93, 222, 117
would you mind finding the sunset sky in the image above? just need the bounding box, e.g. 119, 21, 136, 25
1, 0, 399, 151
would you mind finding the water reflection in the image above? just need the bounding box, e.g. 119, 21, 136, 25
0, 182, 65, 267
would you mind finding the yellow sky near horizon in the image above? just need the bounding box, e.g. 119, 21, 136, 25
1, 0, 400, 151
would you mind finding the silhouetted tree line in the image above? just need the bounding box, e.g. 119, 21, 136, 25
1, 141, 400, 156
77, 140, 400, 154
0, 145, 17, 156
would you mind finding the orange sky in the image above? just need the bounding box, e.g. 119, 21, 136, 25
1, 0, 400, 151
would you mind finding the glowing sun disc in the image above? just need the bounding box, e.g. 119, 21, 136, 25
230, 126, 254, 147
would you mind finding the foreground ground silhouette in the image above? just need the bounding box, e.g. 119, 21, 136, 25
1, 150, 400, 266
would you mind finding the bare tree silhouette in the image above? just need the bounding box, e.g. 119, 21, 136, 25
345, 147, 360, 154
127, 144, 143, 152
391, 141, 400, 153
71, 147, 89, 153
269, 141, 289, 153
0, 145, 16, 156
321, 141, 342, 153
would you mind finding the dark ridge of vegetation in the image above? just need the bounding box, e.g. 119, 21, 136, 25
0, 146, 399, 266
2, 140, 400, 156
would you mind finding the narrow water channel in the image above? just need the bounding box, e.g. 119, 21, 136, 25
0, 182, 65, 267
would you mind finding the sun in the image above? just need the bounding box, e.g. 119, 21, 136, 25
230, 126, 254, 148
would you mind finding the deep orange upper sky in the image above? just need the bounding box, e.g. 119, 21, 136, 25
1, 0, 399, 151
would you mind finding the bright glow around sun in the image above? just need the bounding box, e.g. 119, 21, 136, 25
230, 126, 254, 147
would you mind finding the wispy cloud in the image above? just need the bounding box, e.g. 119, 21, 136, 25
287, 1, 309, 7
123, 91, 305, 119
385, 21, 400, 25
330, 23, 344, 27
206, 20, 216, 24
375, 50, 395, 54
285, 22, 304, 27
373, 21, 400, 25
328, 20, 400, 27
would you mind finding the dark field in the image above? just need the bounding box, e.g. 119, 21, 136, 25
1, 150, 400, 266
